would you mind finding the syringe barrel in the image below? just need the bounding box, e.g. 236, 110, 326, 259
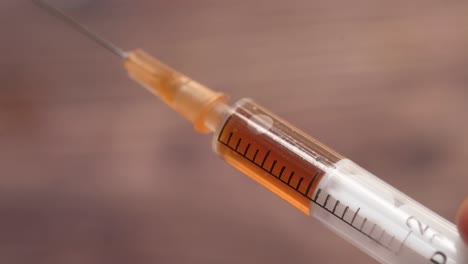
212, 98, 466, 264
123, 48, 466, 262
314, 159, 465, 263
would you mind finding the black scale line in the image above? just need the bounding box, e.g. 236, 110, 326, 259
304, 181, 313, 197
235, 138, 242, 151
305, 171, 319, 197
217, 115, 233, 143
323, 194, 331, 208
314, 188, 322, 201
351, 208, 360, 225
252, 149, 259, 162
244, 144, 251, 156
216, 123, 407, 255
287, 171, 295, 184
360, 218, 368, 231
270, 160, 277, 173
341, 206, 349, 219
226, 132, 233, 145
261, 150, 271, 167
369, 224, 377, 237
295, 177, 304, 190
333, 200, 340, 213
279, 166, 286, 178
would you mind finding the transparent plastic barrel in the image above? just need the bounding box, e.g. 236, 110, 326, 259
313, 159, 466, 264
213, 99, 467, 264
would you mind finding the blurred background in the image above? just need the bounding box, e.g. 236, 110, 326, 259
1, 0, 467, 263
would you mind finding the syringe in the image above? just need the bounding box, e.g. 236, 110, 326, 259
35, 1, 467, 263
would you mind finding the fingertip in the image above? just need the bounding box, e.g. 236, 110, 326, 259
457, 198, 468, 244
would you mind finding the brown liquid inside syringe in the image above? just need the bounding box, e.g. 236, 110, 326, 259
215, 100, 342, 215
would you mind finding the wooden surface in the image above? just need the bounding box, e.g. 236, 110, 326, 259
1, 1, 467, 263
